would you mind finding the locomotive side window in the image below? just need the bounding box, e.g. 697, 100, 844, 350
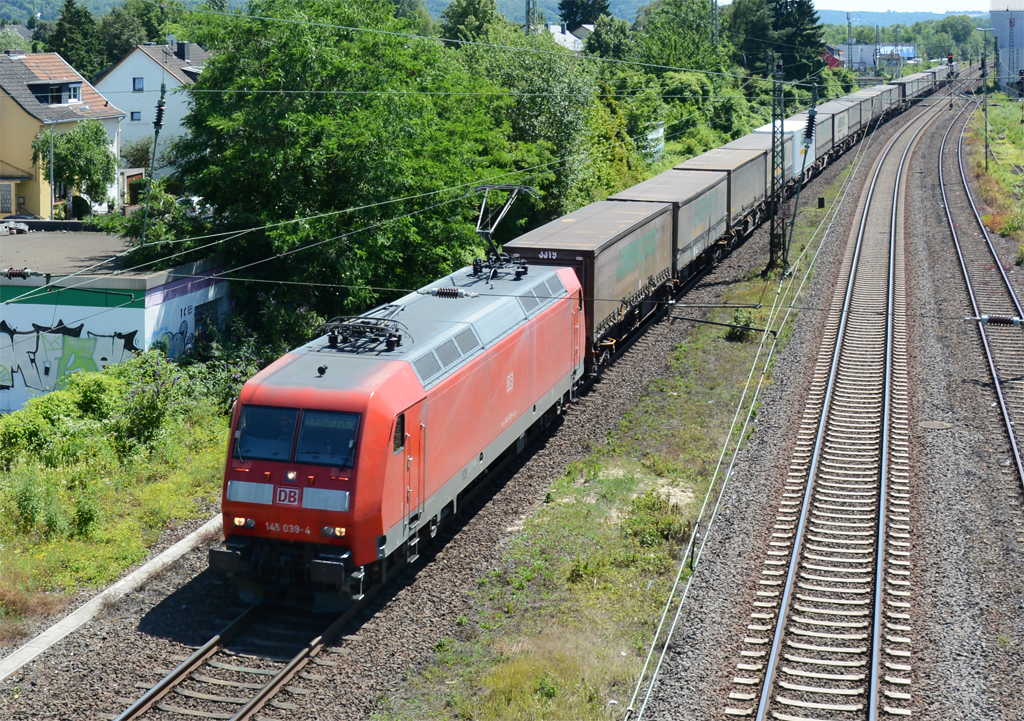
233, 406, 299, 461
295, 411, 361, 467
393, 414, 405, 453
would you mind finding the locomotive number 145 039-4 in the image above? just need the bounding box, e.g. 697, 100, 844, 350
265, 523, 311, 535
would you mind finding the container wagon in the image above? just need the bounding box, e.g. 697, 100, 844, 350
674, 148, 768, 240
608, 169, 728, 276
503, 200, 673, 369
723, 132, 796, 190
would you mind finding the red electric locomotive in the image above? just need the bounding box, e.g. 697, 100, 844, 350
210, 262, 584, 603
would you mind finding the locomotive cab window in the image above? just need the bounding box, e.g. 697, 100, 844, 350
233, 405, 299, 461
295, 411, 361, 467
393, 414, 405, 453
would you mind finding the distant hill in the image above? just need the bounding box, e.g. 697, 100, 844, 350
815, 9, 988, 27
423, 2, 989, 27
425, 0, 646, 23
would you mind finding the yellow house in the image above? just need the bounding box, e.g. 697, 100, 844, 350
0, 49, 124, 218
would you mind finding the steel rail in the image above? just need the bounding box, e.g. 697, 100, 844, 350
753, 102, 944, 721
869, 100, 924, 721
938, 98, 1024, 492
230, 597, 368, 720
114, 605, 258, 721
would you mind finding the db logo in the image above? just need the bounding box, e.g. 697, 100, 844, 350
275, 487, 300, 506
506, 372, 514, 394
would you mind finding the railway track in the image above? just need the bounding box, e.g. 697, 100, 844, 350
107, 601, 363, 721
938, 96, 1024, 492
720, 95, 948, 720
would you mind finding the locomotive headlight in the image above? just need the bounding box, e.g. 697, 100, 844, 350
233, 517, 255, 528
335, 527, 346, 537
285, 471, 297, 482
321, 526, 347, 537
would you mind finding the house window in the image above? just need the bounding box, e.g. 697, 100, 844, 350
67, 84, 80, 102
133, 77, 144, 92
0, 184, 12, 213
131, 111, 141, 121
48, 85, 61, 104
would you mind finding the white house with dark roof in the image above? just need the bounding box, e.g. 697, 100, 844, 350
95, 41, 209, 176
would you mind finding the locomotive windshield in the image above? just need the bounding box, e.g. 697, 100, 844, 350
295, 411, 360, 468
233, 405, 299, 461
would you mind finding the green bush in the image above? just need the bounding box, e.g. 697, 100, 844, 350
71, 195, 91, 218
128, 177, 147, 205
624, 490, 690, 548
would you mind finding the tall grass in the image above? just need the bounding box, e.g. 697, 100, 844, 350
0, 351, 229, 641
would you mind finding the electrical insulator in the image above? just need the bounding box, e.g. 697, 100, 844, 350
803, 110, 816, 146
154, 103, 165, 129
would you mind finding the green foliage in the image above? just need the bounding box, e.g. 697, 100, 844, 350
556, 0, 608, 28
96, 2, 147, 67
46, 0, 98, 76
623, 489, 690, 547
71, 193, 91, 217
440, 0, 505, 42
725, 307, 755, 341
31, 118, 117, 212
127, 175, 146, 204
583, 14, 631, 59
0, 25, 28, 50
172, 0, 540, 317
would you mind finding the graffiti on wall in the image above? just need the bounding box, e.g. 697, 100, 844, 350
0, 319, 141, 396
153, 320, 194, 361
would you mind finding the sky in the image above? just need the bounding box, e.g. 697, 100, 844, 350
812, 1, 988, 12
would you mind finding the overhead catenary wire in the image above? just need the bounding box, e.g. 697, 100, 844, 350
1, 114, 714, 309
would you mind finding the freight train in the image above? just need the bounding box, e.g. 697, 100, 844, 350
210, 63, 965, 604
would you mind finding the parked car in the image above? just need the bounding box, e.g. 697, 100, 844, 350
175, 196, 212, 219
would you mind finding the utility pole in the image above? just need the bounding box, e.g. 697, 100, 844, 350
711, 0, 718, 44
784, 84, 817, 271
875, 25, 881, 75
524, 0, 534, 35
979, 27, 994, 173
847, 13, 853, 74
766, 54, 786, 274
140, 81, 166, 246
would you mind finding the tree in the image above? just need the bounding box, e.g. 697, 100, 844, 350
0, 26, 28, 52
391, 0, 435, 35
767, 0, 823, 81
722, 0, 773, 71
31, 119, 117, 219
584, 14, 631, 60
172, 0, 538, 315
97, 5, 148, 68
557, 0, 609, 30
440, 0, 503, 42
937, 15, 974, 46
633, 0, 732, 79
46, 0, 99, 78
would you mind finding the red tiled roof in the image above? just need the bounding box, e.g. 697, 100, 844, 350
0, 52, 124, 124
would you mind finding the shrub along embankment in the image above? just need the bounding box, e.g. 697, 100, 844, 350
0, 351, 234, 645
